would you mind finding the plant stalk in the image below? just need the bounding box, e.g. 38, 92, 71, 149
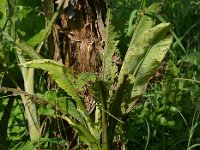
99, 82, 108, 150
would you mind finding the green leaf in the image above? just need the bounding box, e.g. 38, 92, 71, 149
0, 0, 7, 27
38, 106, 54, 115
36, 138, 66, 147
18, 0, 42, 7
91, 80, 108, 139
21, 59, 83, 109
15, 40, 43, 59
62, 116, 101, 150
22, 59, 97, 139
74, 72, 96, 90
37, 90, 85, 124
11, 141, 34, 150
181, 52, 200, 67
166, 60, 179, 77
27, 28, 48, 47
21, 60, 80, 103
118, 22, 172, 113
18, 11, 45, 41
131, 35, 173, 99
127, 10, 138, 36
118, 23, 171, 86
0, 99, 8, 119
103, 10, 119, 84
130, 2, 162, 46
66, 99, 86, 123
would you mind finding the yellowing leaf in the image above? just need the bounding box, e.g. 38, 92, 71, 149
118, 23, 171, 85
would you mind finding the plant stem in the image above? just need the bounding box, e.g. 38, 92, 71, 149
18, 55, 40, 141
5, 0, 40, 142
108, 76, 128, 149
99, 82, 108, 150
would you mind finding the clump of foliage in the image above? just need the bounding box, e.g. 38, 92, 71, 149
0, 0, 199, 149
123, 0, 200, 149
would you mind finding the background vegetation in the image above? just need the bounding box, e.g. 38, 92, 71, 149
0, 0, 200, 149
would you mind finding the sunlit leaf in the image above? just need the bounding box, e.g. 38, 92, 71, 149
118, 23, 171, 85
61, 116, 101, 150
38, 106, 54, 115
22, 59, 98, 139
27, 29, 48, 47
15, 40, 43, 59
103, 10, 120, 84
131, 35, 173, 99
0, 0, 7, 27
